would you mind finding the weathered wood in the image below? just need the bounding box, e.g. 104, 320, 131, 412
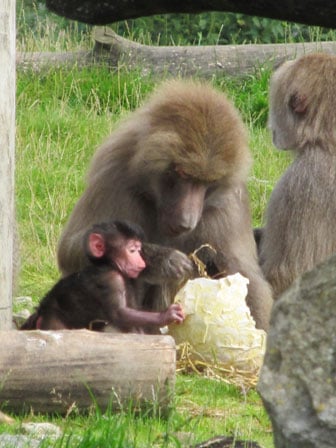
17, 30, 336, 78
46, 0, 336, 29
0, 0, 15, 329
16, 50, 93, 71
93, 29, 336, 77
0, 330, 176, 414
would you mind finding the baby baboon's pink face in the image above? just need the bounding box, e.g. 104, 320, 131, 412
114, 239, 146, 278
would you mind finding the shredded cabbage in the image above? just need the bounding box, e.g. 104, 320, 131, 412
168, 274, 266, 371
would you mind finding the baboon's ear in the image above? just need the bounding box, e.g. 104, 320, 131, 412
88, 233, 105, 258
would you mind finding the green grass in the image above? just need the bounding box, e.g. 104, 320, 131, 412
16, 1, 93, 53
16, 66, 155, 297
1, 375, 273, 447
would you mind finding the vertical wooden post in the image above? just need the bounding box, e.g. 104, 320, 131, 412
0, 0, 15, 329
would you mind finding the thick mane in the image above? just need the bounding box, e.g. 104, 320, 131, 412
128, 80, 252, 183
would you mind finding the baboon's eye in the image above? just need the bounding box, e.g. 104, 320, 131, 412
163, 167, 177, 188
175, 165, 188, 179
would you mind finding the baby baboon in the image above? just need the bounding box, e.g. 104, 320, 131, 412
21, 221, 185, 332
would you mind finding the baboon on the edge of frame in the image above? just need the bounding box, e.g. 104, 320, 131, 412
259, 53, 336, 298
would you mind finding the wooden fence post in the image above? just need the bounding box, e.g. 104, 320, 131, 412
0, 0, 15, 329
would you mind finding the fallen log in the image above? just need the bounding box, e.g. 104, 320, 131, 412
16, 29, 336, 77
93, 28, 336, 77
0, 330, 176, 415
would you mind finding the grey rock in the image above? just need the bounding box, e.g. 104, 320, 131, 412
0, 434, 40, 448
14, 297, 33, 307
258, 253, 336, 447
22, 422, 62, 439
12, 310, 31, 329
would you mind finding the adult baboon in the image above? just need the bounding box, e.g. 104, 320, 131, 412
259, 53, 336, 298
58, 80, 273, 330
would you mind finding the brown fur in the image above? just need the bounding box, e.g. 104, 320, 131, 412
259, 53, 336, 298
58, 79, 273, 330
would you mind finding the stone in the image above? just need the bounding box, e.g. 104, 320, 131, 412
14, 297, 33, 307
0, 434, 40, 448
258, 254, 336, 447
22, 422, 62, 440
12, 309, 31, 328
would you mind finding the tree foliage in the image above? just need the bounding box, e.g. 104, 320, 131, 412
112, 12, 335, 45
